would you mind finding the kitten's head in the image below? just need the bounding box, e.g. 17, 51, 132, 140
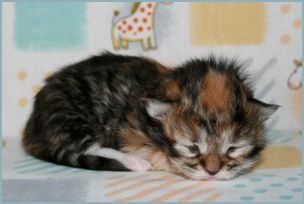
148, 58, 279, 180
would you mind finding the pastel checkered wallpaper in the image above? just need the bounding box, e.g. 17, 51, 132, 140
2, 2, 302, 138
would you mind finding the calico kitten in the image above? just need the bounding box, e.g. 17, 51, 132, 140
23, 53, 278, 180
23, 52, 178, 172
123, 58, 279, 180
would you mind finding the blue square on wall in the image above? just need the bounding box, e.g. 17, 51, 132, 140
14, 2, 87, 51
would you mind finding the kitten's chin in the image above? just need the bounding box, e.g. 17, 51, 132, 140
180, 171, 207, 181
213, 170, 236, 180
183, 170, 213, 181
184, 170, 236, 181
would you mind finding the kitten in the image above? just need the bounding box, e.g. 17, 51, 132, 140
23, 52, 178, 172
122, 57, 279, 180
23, 53, 278, 180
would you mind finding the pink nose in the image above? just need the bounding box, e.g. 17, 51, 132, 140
205, 166, 220, 175
204, 154, 222, 175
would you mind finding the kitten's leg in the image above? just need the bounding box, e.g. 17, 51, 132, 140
85, 144, 151, 172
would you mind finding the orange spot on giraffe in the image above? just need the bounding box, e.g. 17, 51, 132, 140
143, 18, 147, 23
123, 20, 127, 25
138, 26, 143, 32
148, 12, 152, 16
140, 7, 145, 13
117, 26, 121, 30
127, 25, 133, 31
148, 3, 152, 8
133, 18, 138, 23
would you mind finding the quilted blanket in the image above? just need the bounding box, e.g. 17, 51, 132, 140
2, 130, 302, 202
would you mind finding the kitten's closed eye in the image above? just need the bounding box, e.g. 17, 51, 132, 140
185, 162, 198, 169
226, 145, 253, 158
226, 146, 238, 154
174, 143, 201, 158
188, 145, 200, 157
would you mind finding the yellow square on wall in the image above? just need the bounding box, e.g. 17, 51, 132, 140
190, 2, 266, 45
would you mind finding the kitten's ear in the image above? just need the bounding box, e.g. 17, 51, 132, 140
249, 98, 280, 120
144, 99, 172, 118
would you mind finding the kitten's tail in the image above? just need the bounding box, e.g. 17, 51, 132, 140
69, 154, 130, 171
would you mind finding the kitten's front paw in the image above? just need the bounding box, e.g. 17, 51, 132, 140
123, 156, 151, 172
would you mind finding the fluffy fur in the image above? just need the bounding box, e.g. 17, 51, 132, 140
23, 52, 278, 180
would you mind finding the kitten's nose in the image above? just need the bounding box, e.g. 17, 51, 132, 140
204, 154, 222, 175
206, 168, 220, 175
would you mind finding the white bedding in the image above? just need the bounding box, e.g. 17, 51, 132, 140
2, 130, 303, 202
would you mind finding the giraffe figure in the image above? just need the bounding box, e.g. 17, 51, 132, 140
112, 2, 161, 50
